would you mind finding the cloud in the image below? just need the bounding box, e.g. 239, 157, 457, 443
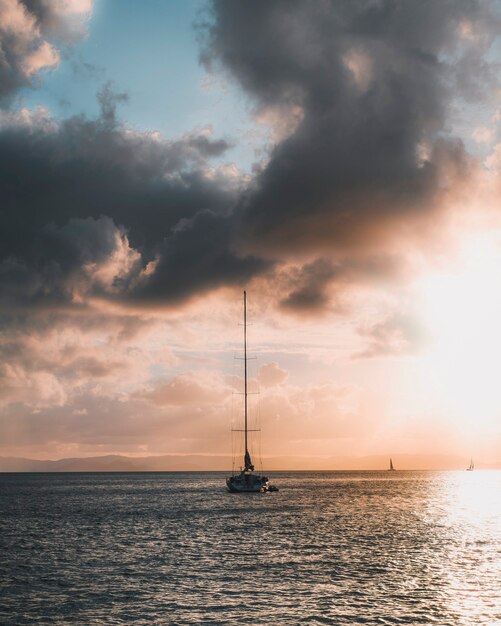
201, 0, 497, 263
472, 125, 494, 144
0, 352, 371, 457
0, 86, 268, 309
258, 379, 370, 445
274, 253, 405, 315
0, 0, 92, 104
141, 371, 230, 406
485, 142, 501, 173
258, 362, 288, 387
355, 311, 427, 359
2, 2, 499, 319
280, 258, 339, 313
131, 209, 268, 304
0, 365, 67, 409
0, 215, 144, 307
22, 0, 93, 43
0, 306, 178, 414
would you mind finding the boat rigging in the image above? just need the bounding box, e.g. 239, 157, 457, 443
226, 291, 278, 493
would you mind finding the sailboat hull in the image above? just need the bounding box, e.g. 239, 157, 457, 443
226, 473, 269, 493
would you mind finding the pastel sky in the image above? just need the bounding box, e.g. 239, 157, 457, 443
1, 0, 501, 468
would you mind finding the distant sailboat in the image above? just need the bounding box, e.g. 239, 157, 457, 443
466, 458, 474, 471
226, 291, 278, 493
388, 458, 396, 471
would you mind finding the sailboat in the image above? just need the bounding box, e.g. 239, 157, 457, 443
388, 458, 396, 471
226, 291, 278, 493
466, 458, 474, 471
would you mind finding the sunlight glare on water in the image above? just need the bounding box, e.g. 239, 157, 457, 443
0, 471, 500, 625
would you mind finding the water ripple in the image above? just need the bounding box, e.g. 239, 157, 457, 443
0, 471, 500, 625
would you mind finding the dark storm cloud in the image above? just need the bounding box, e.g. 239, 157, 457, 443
280, 254, 403, 314
281, 258, 338, 312
132, 209, 268, 304
0, 85, 269, 308
201, 0, 499, 256
0, 92, 230, 252
1, 0, 499, 316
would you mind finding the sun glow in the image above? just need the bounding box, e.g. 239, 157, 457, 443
417, 233, 501, 434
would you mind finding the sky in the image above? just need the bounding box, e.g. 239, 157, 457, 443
1, 0, 501, 469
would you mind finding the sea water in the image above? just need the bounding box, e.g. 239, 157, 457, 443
0, 471, 499, 625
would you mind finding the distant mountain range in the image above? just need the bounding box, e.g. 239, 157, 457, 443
0, 454, 499, 472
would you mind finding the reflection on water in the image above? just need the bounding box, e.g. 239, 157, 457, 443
0, 471, 499, 625
434, 472, 501, 624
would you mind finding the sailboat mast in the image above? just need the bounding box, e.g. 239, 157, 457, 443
244, 290, 248, 457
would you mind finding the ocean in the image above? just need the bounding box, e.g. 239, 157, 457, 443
0, 471, 499, 625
